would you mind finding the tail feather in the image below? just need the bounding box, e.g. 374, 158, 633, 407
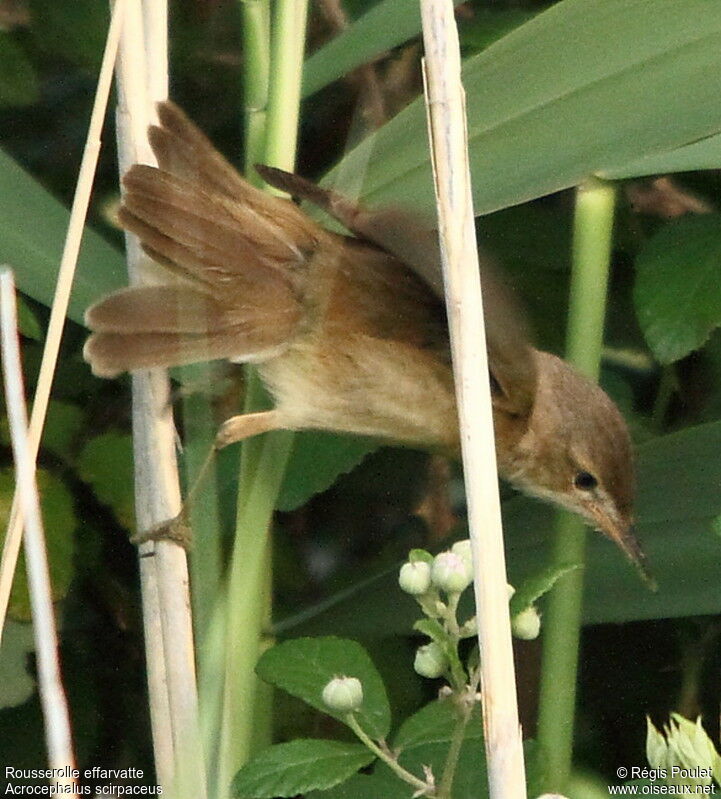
84, 283, 300, 377
149, 101, 320, 248
149, 101, 246, 200
84, 328, 286, 379
86, 285, 231, 334
122, 165, 308, 278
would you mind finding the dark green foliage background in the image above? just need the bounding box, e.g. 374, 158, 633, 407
2, 0, 721, 793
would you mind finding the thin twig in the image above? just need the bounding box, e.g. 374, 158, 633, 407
419, 0, 526, 796
0, 268, 77, 793
0, 0, 126, 646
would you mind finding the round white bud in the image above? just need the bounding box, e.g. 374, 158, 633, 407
511, 606, 541, 640
321, 676, 364, 712
398, 560, 432, 595
431, 551, 473, 593
414, 642, 448, 679
451, 539, 473, 570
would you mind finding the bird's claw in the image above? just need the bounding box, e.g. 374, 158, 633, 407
131, 516, 193, 550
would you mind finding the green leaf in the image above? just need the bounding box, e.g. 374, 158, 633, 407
394, 699, 476, 750
0, 469, 76, 620
256, 637, 391, 739
0, 620, 37, 710
509, 562, 580, 617
408, 548, 433, 564
306, 769, 405, 799
231, 739, 374, 798
458, 9, 538, 55
325, 0, 721, 217
276, 431, 378, 511
314, 700, 487, 799
76, 432, 135, 530
29, 0, 109, 70
0, 147, 126, 324
634, 216, 721, 364
302, 0, 465, 99
413, 618, 445, 643
0, 33, 38, 107
42, 401, 85, 460
16, 295, 42, 342
603, 133, 721, 180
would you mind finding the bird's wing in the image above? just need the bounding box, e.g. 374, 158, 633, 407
258, 165, 537, 416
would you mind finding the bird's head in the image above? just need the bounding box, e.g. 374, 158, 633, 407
508, 351, 652, 585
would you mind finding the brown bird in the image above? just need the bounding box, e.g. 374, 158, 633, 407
84, 101, 648, 578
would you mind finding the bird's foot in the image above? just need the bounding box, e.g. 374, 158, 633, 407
131, 515, 193, 551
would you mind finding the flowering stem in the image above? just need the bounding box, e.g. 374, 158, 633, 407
344, 713, 433, 796
438, 696, 474, 798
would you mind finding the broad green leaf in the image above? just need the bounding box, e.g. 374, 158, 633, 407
16, 295, 42, 341
302, 1, 526, 99
634, 216, 721, 364
314, 700, 487, 799
0, 147, 126, 324
276, 432, 378, 511
76, 432, 135, 530
41, 401, 85, 460
231, 740, 374, 798
0, 33, 38, 107
256, 637, 391, 738
394, 699, 476, 750
0, 469, 76, 620
325, 0, 721, 217
276, 420, 721, 635
0, 621, 36, 709
307, 769, 403, 799
509, 562, 580, 617
29, 0, 108, 70
603, 133, 721, 180
314, 711, 541, 799
459, 9, 538, 55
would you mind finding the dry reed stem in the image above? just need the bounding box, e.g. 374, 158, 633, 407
0, 269, 77, 792
419, 0, 527, 796
0, 0, 126, 646
113, 1, 207, 795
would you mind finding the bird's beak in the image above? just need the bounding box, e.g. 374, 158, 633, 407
587, 506, 657, 591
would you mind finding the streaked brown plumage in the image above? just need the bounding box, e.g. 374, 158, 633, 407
84, 101, 648, 578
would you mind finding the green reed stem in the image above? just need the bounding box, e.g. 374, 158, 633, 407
239, 0, 271, 180
536, 177, 616, 791
214, 1, 308, 794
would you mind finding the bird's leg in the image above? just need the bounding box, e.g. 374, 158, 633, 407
132, 410, 284, 549
215, 409, 284, 448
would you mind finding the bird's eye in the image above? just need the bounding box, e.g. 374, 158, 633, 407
574, 471, 598, 491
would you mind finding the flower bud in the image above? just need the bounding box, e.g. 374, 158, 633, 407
431, 551, 473, 594
646, 714, 721, 786
414, 642, 448, 679
511, 606, 541, 640
451, 540, 473, 570
399, 560, 432, 595
322, 676, 363, 713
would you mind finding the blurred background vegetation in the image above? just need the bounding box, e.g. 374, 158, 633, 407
2, 0, 721, 793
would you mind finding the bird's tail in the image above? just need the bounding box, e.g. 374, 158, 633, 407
84, 102, 321, 378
